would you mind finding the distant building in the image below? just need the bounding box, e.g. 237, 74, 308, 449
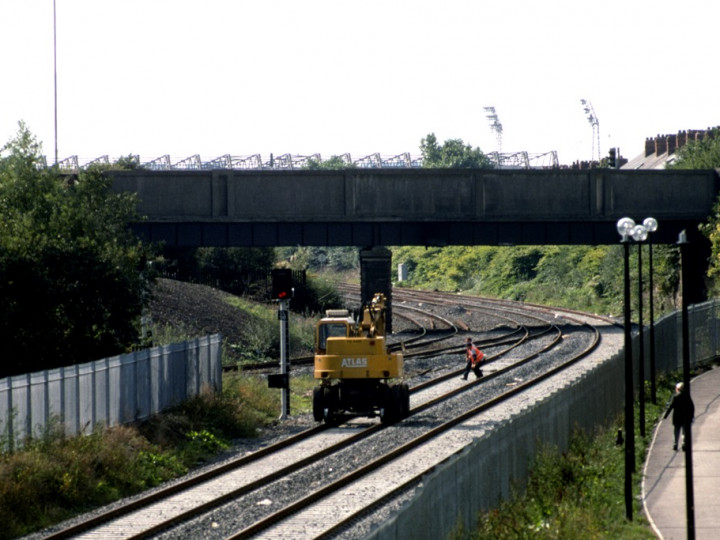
622, 127, 719, 170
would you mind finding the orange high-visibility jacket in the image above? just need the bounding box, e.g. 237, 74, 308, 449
467, 346, 484, 366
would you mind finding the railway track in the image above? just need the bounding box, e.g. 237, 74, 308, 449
229, 292, 462, 372
236, 285, 550, 372
37, 290, 613, 540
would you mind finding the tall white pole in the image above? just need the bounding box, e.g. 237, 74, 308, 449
53, 0, 58, 165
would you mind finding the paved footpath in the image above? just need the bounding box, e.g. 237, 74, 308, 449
643, 365, 720, 539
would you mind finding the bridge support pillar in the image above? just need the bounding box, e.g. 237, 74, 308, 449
360, 246, 393, 334
684, 227, 712, 304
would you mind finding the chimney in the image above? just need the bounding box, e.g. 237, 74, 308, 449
645, 137, 655, 156
677, 130, 687, 149
667, 134, 677, 155
655, 135, 668, 155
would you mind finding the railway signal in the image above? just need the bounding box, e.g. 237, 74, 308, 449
270, 269, 292, 418
271, 268, 294, 300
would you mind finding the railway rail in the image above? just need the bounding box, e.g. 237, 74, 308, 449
36, 290, 613, 540
229, 294, 460, 372
235, 286, 546, 372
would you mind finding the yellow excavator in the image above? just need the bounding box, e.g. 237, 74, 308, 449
313, 293, 410, 424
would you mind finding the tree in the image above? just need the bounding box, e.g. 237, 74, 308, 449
157, 245, 276, 297
420, 133, 492, 168
194, 246, 276, 294
113, 154, 143, 170
0, 123, 156, 376
304, 155, 355, 170
668, 128, 720, 170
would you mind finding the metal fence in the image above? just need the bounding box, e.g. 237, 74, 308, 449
0, 334, 222, 450
645, 299, 720, 374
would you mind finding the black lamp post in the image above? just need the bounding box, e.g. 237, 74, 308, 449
678, 230, 696, 539
617, 217, 636, 521
633, 218, 657, 437
637, 237, 645, 437
643, 218, 659, 405
616, 216, 656, 520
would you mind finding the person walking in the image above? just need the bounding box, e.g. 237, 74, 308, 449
663, 382, 695, 451
462, 337, 484, 380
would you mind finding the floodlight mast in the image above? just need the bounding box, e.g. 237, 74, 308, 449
483, 106, 504, 155
580, 99, 601, 163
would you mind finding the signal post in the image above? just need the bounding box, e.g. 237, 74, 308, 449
269, 269, 293, 420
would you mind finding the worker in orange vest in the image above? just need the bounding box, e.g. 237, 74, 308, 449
462, 337, 484, 380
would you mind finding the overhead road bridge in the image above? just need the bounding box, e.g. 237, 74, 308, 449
109, 168, 718, 249
110, 167, 718, 304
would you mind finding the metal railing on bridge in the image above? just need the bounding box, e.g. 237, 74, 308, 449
46, 150, 559, 172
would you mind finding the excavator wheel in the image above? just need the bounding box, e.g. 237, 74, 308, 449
401, 383, 410, 418
381, 384, 404, 424
312, 386, 325, 422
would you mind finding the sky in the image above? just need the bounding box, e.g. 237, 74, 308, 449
1, 0, 718, 167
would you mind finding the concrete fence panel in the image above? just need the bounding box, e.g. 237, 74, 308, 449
62, 365, 79, 436
134, 351, 151, 421
0, 334, 222, 450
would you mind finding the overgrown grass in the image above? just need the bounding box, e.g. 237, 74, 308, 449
222, 296, 316, 365
0, 372, 314, 539
150, 320, 202, 348
453, 370, 685, 539
0, 422, 185, 538
149, 294, 317, 368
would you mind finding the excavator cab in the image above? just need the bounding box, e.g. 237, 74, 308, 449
315, 310, 354, 354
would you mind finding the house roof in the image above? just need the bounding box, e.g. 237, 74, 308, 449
621, 127, 718, 170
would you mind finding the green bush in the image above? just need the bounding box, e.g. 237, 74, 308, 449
0, 424, 184, 539
181, 430, 229, 464
391, 244, 679, 320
